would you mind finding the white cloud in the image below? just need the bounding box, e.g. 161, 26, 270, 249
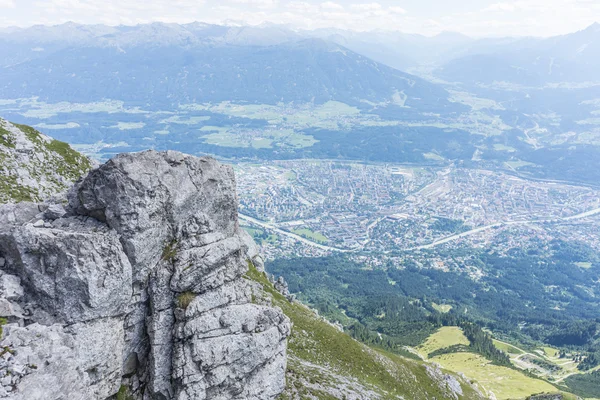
0, 0, 598, 37
484, 2, 518, 12
320, 1, 343, 11
389, 6, 407, 14
228, 0, 277, 10
350, 2, 382, 12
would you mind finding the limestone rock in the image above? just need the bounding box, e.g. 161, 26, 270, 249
0, 318, 124, 400
0, 150, 289, 400
68, 150, 238, 282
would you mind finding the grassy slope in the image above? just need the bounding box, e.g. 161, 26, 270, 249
0, 119, 91, 203
418, 326, 470, 357
431, 352, 556, 400
245, 264, 485, 400
417, 326, 576, 400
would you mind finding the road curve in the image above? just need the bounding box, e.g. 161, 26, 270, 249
409, 206, 600, 251
238, 213, 348, 252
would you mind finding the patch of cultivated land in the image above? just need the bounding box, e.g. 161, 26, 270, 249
417, 327, 469, 357
431, 302, 453, 313
492, 339, 525, 355
431, 352, 557, 399
292, 228, 329, 243
416, 328, 560, 399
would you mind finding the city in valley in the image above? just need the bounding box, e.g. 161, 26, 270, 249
235, 160, 600, 265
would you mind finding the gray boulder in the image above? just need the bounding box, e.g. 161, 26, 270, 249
0, 150, 290, 400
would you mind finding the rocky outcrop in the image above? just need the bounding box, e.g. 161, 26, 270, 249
0, 118, 92, 203
0, 150, 290, 399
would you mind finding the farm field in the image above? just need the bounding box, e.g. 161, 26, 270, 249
417, 327, 469, 357
416, 327, 562, 399
430, 352, 557, 399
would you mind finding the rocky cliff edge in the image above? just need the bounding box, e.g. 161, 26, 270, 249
0, 150, 290, 400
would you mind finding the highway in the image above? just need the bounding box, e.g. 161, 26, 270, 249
241, 205, 600, 253
409, 206, 600, 251
238, 213, 348, 252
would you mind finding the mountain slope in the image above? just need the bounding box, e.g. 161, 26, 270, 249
245, 264, 486, 399
0, 118, 91, 203
0, 29, 456, 111
437, 22, 600, 85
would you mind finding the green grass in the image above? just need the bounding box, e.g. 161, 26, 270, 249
0, 174, 36, 202
423, 152, 445, 161
0, 122, 92, 203
13, 123, 43, 145
493, 339, 525, 355
177, 292, 196, 309
430, 352, 557, 399
0, 317, 8, 337
202, 127, 317, 149
45, 139, 92, 176
245, 264, 482, 400
416, 329, 560, 398
493, 144, 517, 152
432, 302, 453, 313
161, 239, 178, 262
0, 125, 15, 148
116, 385, 134, 400
418, 327, 470, 357
541, 346, 560, 357
159, 115, 210, 125
505, 160, 536, 170
111, 122, 145, 130
291, 228, 328, 243
251, 138, 273, 149
243, 227, 278, 245
202, 130, 248, 148
574, 262, 593, 269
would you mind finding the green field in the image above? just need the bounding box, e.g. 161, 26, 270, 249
541, 346, 560, 357
417, 326, 469, 357
201, 129, 247, 148
431, 352, 557, 399
201, 126, 317, 149
159, 115, 210, 125
493, 143, 517, 152
416, 329, 562, 399
292, 228, 328, 243
242, 226, 278, 244
504, 160, 537, 170
112, 122, 145, 130
431, 302, 453, 313
423, 152, 446, 161
492, 339, 525, 355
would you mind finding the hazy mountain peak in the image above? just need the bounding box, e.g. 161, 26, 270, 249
584, 21, 600, 31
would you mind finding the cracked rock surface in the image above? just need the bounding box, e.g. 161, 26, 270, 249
0, 150, 290, 399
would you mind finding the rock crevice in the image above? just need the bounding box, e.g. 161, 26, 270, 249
0, 150, 290, 400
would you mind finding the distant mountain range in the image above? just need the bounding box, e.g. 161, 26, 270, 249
437, 23, 600, 85
1, 22, 599, 106
2, 21, 598, 83
0, 23, 459, 111
1, 21, 600, 184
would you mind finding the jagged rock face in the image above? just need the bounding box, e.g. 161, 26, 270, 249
0, 150, 290, 400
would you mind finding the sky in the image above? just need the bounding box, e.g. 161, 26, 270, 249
0, 0, 598, 37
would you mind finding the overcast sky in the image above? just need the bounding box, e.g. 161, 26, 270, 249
0, 0, 598, 37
